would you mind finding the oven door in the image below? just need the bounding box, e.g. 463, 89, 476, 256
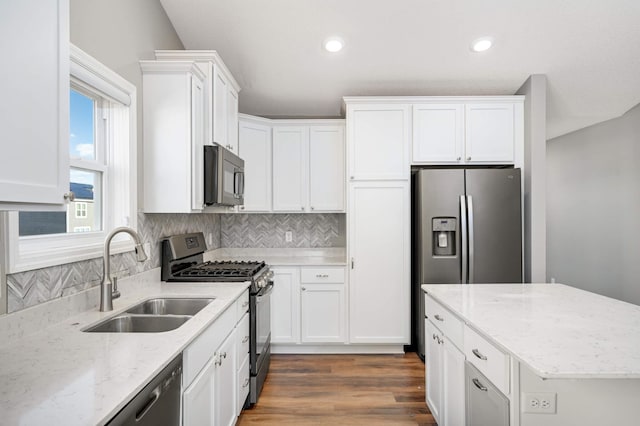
251, 282, 272, 375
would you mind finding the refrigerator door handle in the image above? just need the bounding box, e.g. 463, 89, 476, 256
467, 195, 475, 284
460, 195, 468, 284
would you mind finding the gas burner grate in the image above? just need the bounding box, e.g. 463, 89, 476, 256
175, 260, 266, 279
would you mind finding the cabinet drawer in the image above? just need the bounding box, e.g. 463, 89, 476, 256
237, 354, 250, 414
183, 304, 236, 387
301, 267, 345, 283
236, 312, 250, 365
464, 325, 510, 395
425, 294, 463, 350
236, 289, 250, 322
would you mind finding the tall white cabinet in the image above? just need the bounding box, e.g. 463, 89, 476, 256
238, 116, 272, 212
0, 0, 70, 210
344, 100, 411, 346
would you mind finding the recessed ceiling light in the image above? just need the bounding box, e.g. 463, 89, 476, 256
324, 37, 344, 53
471, 37, 494, 52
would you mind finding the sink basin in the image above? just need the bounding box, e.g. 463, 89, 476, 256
84, 314, 192, 333
124, 298, 215, 316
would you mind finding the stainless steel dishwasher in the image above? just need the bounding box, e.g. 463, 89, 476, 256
465, 362, 509, 426
107, 354, 182, 426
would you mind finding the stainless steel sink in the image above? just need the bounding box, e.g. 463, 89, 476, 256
84, 314, 192, 333
124, 298, 215, 316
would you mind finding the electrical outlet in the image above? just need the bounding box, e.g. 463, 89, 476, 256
285, 231, 293, 242
522, 393, 556, 414
207, 233, 214, 246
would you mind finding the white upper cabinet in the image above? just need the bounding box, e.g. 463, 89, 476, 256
411, 98, 523, 165
239, 117, 345, 213
140, 61, 205, 213
272, 126, 308, 212
465, 103, 515, 163
346, 103, 410, 181
308, 126, 345, 212
238, 116, 272, 212
413, 104, 464, 163
0, 0, 69, 210
155, 50, 241, 153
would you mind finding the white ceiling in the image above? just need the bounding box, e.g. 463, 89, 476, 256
160, 0, 640, 139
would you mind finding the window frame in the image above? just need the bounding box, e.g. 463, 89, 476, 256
5, 44, 138, 274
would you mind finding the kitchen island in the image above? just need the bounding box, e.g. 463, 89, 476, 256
422, 283, 640, 426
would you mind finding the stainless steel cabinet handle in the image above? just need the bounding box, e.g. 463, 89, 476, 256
351, 258, 355, 269
240, 206, 245, 210
242, 300, 249, 308
457, 156, 461, 161
472, 348, 487, 361
432, 333, 437, 341
242, 378, 250, 388
64, 192, 75, 202
310, 206, 315, 210
222, 352, 227, 359
472, 378, 488, 391
434, 314, 444, 322
467, 156, 472, 161
215, 355, 222, 366
242, 336, 249, 343
315, 274, 329, 278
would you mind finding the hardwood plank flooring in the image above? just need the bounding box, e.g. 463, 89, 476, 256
238, 352, 436, 425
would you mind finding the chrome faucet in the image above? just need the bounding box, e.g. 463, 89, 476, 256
100, 227, 148, 311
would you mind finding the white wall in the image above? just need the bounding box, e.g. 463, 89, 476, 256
69, 0, 184, 207
516, 75, 547, 283
547, 103, 640, 305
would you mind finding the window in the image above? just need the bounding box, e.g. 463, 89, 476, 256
75, 202, 88, 219
6, 45, 138, 273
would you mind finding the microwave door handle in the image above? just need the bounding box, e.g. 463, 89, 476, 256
233, 170, 240, 198
238, 171, 245, 198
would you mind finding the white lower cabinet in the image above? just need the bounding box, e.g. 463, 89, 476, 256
215, 332, 237, 426
271, 266, 347, 346
425, 318, 466, 426
183, 357, 216, 426
182, 290, 249, 425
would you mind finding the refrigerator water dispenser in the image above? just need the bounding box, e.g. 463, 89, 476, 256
432, 217, 456, 256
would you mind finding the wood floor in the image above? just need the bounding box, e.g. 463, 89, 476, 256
237, 353, 436, 425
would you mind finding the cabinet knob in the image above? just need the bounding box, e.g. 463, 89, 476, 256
301, 206, 305, 211
457, 157, 461, 161
467, 156, 472, 161
64, 192, 75, 202
350, 176, 354, 180
301, 287, 307, 291
310, 206, 315, 210
240, 206, 245, 210
434, 314, 444, 322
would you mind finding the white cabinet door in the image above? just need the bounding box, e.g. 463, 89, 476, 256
271, 267, 301, 343
227, 89, 239, 153
0, 0, 69, 209
347, 104, 410, 180
212, 66, 228, 147
308, 125, 345, 212
412, 104, 464, 164
349, 181, 410, 343
238, 119, 272, 212
443, 338, 466, 426
272, 126, 308, 212
215, 332, 237, 426
465, 103, 515, 163
300, 284, 346, 343
183, 357, 215, 426
425, 320, 443, 425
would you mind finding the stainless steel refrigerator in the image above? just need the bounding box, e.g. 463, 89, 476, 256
413, 168, 522, 359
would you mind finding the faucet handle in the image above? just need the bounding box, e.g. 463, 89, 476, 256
112, 276, 121, 300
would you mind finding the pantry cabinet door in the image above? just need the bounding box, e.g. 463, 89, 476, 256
272, 127, 308, 212
308, 125, 345, 212
226, 88, 239, 153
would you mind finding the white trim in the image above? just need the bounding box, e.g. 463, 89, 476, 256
271, 344, 405, 354
154, 50, 241, 92
7, 46, 138, 274
0, 212, 8, 315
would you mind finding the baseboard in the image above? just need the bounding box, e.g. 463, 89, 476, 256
271, 344, 406, 354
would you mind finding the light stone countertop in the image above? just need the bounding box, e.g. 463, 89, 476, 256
0, 268, 249, 426
206, 247, 346, 266
422, 283, 640, 379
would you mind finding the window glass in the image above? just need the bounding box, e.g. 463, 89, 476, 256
70, 89, 96, 161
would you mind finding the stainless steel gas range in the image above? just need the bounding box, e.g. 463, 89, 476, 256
160, 233, 273, 406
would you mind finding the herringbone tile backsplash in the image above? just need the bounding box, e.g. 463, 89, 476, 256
221, 214, 345, 248
6, 212, 345, 313
6, 213, 221, 313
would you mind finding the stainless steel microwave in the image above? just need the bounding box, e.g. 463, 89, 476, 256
204, 144, 244, 206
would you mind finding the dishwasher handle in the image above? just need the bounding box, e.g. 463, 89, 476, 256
135, 387, 161, 421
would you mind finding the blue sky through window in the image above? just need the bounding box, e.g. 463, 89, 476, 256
69, 90, 96, 186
